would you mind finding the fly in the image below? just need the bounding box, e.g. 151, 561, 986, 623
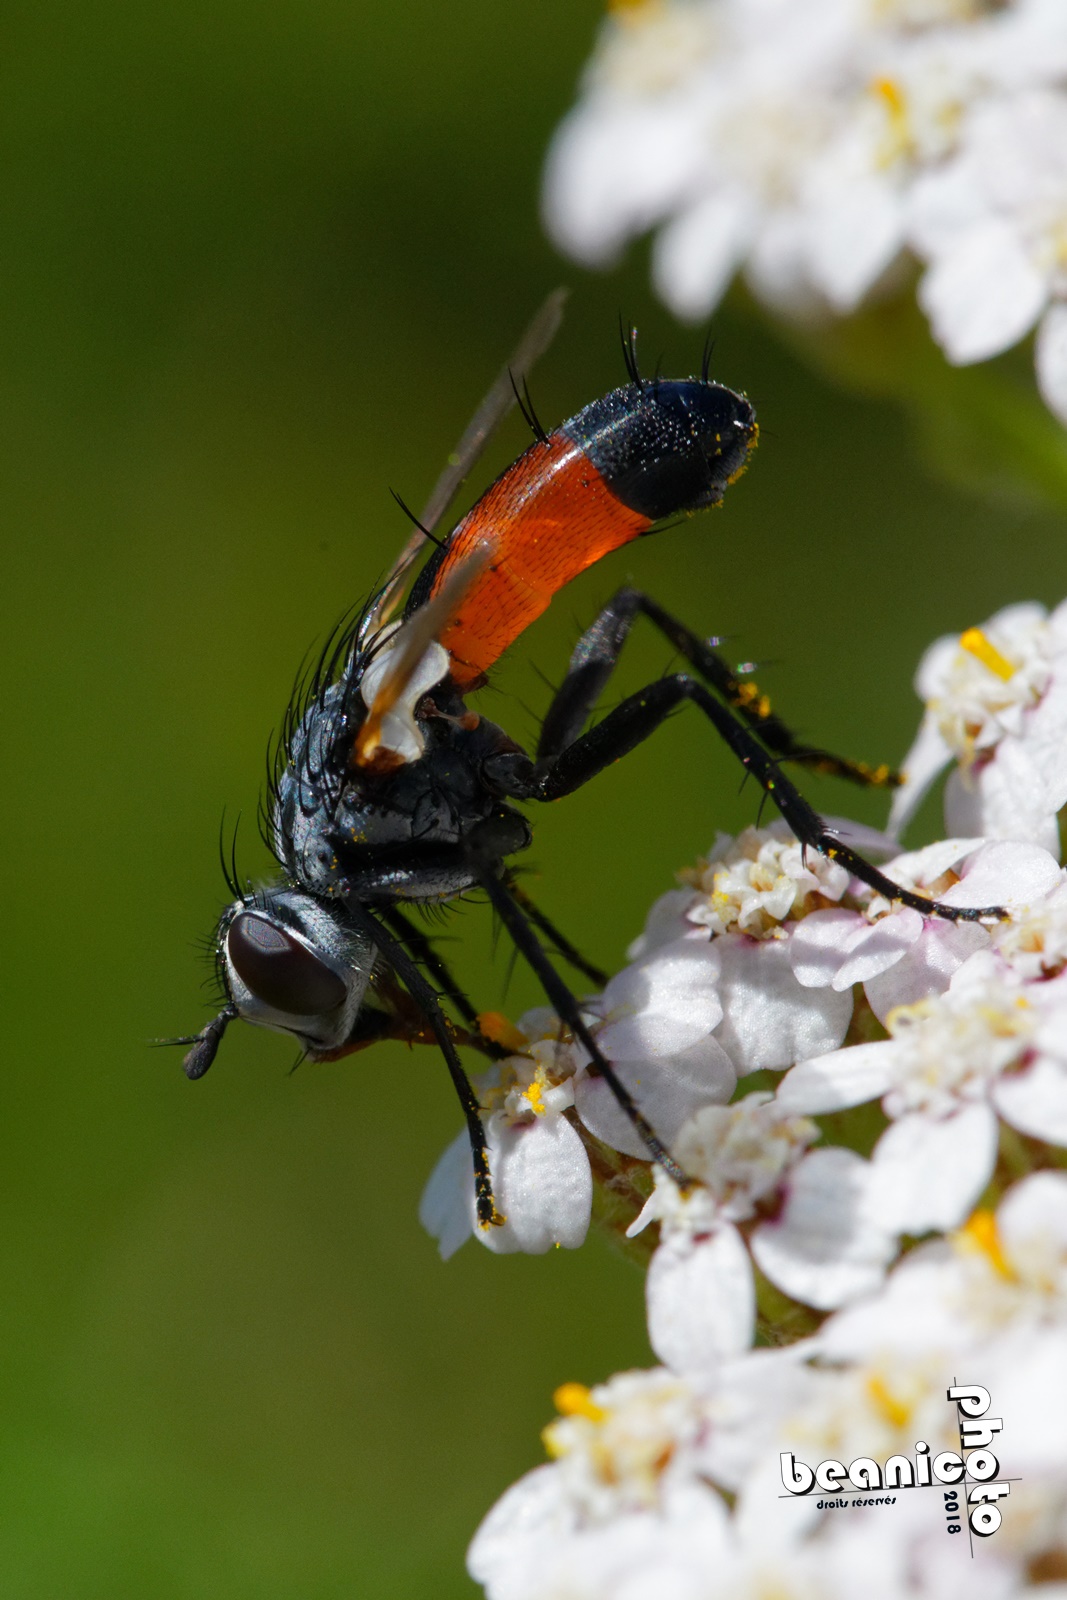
172, 294, 1003, 1231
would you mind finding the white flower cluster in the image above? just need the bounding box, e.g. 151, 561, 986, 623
543, 0, 1067, 425
470, 1176, 1067, 1598
424, 593, 1067, 1597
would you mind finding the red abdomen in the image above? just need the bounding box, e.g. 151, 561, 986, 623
406, 377, 756, 688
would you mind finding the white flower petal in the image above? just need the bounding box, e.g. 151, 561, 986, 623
887, 709, 952, 838
627, 888, 697, 960
997, 1169, 1067, 1268
787, 908, 864, 989
885, 836, 985, 886
574, 1036, 736, 1160
802, 175, 904, 313
476, 1117, 592, 1255
908, 160, 988, 262
1036, 300, 1067, 428
868, 1103, 999, 1234
938, 839, 1063, 907
943, 748, 1062, 854
652, 190, 751, 321
777, 1040, 895, 1114
863, 920, 989, 1025
543, 98, 707, 267
751, 1148, 896, 1309
819, 815, 899, 859
599, 943, 723, 1060
832, 907, 925, 990
918, 217, 1048, 364
714, 935, 853, 1073
646, 1223, 754, 1372
419, 1129, 475, 1261
467, 1463, 571, 1594
992, 1054, 1067, 1146
817, 1245, 962, 1358
1019, 663, 1067, 810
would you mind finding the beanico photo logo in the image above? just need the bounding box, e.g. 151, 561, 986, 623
780, 1383, 1013, 1543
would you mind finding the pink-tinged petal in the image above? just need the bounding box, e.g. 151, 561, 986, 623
652, 190, 751, 322
887, 709, 952, 838
868, 1104, 999, 1234
1037, 301, 1067, 428
787, 908, 863, 989
863, 920, 988, 1026
750, 1149, 896, 1309
646, 1223, 754, 1372
626, 887, 698, 960
939, 839, 1063, 907
992, 1056, 1067, 1146
945, 751, 1062, 855
918, 218, 1048, 364
818, 815, 899, 859
599, 943, 723, 1060
777, 1041, 895, 1114
574, 1036, 736, 1159
714, 936, 852, 1073
885, 836, 984, 886
419, 1129, 475, 1261
832, 908, 924, 990
476, 1117, 592, 1255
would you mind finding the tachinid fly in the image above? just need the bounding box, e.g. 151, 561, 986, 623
173, 297, 1003, 1230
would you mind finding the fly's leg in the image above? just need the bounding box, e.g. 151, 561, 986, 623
525, 675, 1003, 924
470, 861, 688, 1185
502, 877, 608, 988
537, 587, 898, 790
379, 905, 511, 1060
380, 906, 481, 1028
344, 900, 503, 1230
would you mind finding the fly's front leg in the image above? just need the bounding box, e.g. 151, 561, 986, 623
526, 674, 1003, 924
469, 860, 687, 1186
344, 900, 504, 1230
538, 587, 898, 789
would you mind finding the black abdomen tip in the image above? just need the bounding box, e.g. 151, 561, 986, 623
561, 379, 756, 521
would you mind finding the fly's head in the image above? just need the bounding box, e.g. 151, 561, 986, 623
182, 888, 378, 1078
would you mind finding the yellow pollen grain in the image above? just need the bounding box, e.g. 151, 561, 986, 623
873, 75, 906, 120
554, 1382, 607, 1422
960, 627, 1016, 683
525, 1080, 546, 1115
477, 1011, 528, 1053
866, 1373, 911, 1429
957, 1209, 1015, 1279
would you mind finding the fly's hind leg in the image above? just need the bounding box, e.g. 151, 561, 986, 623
521, 674, 1002, 924
537, 586, 899, 791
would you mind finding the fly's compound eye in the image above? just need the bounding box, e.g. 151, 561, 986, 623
226, 912, 348, 1016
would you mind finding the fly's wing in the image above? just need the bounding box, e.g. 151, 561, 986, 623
352, 544, 494, 768
365, 288, 568, 637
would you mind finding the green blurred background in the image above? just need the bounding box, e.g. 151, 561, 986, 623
5, 2, 1067, 1595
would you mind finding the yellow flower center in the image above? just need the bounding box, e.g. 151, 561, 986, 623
959, 627, 1016, 683
956, 1208, 1015, 1280
866, 1373, 912, 1429
553, 1382, 607, 1422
